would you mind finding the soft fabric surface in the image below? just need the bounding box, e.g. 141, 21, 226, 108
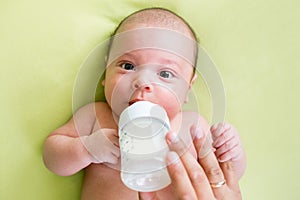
1, 0, 299, 199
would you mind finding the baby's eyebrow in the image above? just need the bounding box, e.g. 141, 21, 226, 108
119, 52, 136, 59
160, 58, 179, 65
158, 58, 181, 69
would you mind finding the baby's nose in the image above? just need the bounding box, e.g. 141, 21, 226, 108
132, 77, 153, 92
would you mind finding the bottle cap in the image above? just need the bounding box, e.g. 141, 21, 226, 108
118, 101, 170, 139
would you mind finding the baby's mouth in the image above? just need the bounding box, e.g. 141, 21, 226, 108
128, 98, 145, 106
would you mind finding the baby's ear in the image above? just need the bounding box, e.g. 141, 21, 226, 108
184, 73, 197, 103
189, 73, 197, 88
100, 69, 107, 87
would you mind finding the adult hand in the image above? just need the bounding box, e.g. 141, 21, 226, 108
139, 129, 242, 200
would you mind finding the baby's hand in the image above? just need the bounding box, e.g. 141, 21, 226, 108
210, 122, 243, 162
82, 128, 120, 164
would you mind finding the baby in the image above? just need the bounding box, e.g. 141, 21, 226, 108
43, 7, 246, 200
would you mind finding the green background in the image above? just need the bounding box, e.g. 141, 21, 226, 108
1, 0, 299, 199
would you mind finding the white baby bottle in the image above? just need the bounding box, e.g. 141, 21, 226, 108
118, 101, 171, 192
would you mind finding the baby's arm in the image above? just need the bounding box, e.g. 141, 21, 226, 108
42, 103, 119, 176
210, 122, 246, 179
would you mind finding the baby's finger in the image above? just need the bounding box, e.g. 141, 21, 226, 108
218, 145, 242, 162
213, 128, 234, 148
110, 143, 120, 158
214, 138, 238, 158
111, 136, 120, 147
103, 130, 119, 146
211, 124, 226, 141
210, 122, 222, 132
107, 152, 119, 164
211, 123, 231, 139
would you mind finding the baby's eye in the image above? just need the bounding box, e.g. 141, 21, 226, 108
121, 63, 135, 71
159, 71, 174, 79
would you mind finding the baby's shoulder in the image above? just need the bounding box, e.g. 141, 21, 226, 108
77, 101, 115, 129
182, 111, 208, 122
74, 101, 111, 119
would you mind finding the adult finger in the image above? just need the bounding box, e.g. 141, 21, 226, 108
166, 131, 189, 156
219, 161, 242, 199
166, 151, 198, 199
190, 125, 213, 158
192, 126, 225, 189
219, 161, 239, 189
193, 129, 227, 195
166, 132, 214, 199
193, 127, 242, 199
139, 192, 159, 200
198, 152, 227, 196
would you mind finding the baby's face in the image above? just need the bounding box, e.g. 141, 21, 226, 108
103, 27, 197, 120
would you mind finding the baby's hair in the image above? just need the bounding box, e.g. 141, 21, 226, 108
112, 7, 198, 40
106, 7, 199, 72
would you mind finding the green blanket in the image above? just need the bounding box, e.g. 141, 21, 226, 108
1, 0, 299, 199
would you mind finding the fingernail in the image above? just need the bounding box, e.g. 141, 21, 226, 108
195, 127, 203, 139
167, 131, 179, 143
166, 151, 180, 165
211, 124, 218, 130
